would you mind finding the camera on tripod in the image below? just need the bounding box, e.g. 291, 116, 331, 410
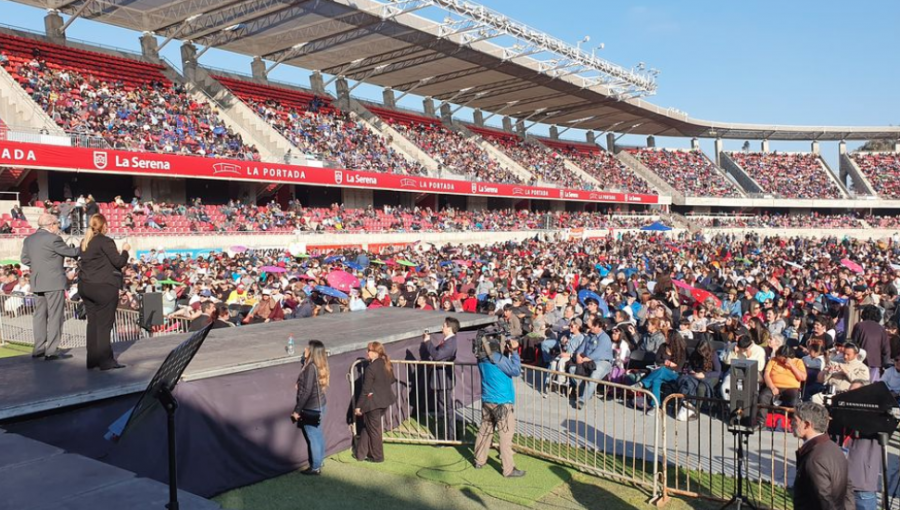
473, 324, 511, 362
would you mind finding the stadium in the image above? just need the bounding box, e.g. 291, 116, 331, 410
0, 1, 898, 510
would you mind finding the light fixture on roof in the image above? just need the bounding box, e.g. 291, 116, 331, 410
576, 35, 590, 52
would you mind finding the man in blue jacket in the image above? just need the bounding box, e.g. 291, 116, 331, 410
569, 317, 614, 409
473, 337, 526, 478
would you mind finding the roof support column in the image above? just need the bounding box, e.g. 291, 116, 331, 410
140, 33, 159, 63
422, 97, 435, 117
473, 109, 484, 127
714, 138, 724, 167
309, 72, 325, 94
335, 77, 350, 111
181, 42, 198, 81
646, 135, 656, 148
691, 137, 700, 150
811, 140, 820, 155
45, 11, 66, 42
440, 103, 453, 123
515, 119, 526, 137
502, 116, 512, 132
761, 139, 769, 152
838, 140, 847, 155
606, 133, 616, 154
549, 126, 559, 140
895, 140, 900, 153
251, 57, 267, 82
382, 89, 396, 109
586, 131, 595, 145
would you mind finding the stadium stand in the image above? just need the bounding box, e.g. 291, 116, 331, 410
213, 75, 426, 175
368, 105, 525, 184
851, 152, 900, 199
540, 139, 655, 194
629, 148, 741, 197
9, 198, 659, 236
467, 126, 587, 189
0, 33, 259, 160
728, 152, 841, 199
688, 212, 865, 229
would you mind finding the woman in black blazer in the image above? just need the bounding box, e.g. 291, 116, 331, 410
354, 341, 397, 463
79, 214, 130, 370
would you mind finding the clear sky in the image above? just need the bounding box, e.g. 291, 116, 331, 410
2, 0, 898, 166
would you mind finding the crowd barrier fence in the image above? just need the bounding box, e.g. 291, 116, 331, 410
0, 293, 192, 348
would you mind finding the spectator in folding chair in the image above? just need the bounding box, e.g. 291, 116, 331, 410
543, 318, 584, 397
676, 339, 721, 421
758, 345, 806, 427
569, 316, 614, 410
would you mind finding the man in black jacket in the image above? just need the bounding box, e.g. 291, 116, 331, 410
421, 317, 459, 440
791, 402, 854, 510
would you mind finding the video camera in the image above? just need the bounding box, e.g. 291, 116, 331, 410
473, 323, 511, 362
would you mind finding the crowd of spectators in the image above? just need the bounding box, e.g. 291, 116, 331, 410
550, 143, 655, 194
376, 113, 525, 184
215, 77, 426, 176
0, 42, 259, 160
49, 198, 662, 235
470, 128, 587, 189
864, 215, 900, 229
852, 152, 900, 199
6, 228, 899, 432
629, 148, 741, 197
729, 152, 842, 199
688, 213, 866, 229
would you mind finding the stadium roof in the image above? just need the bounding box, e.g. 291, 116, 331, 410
17, 0, 900, 141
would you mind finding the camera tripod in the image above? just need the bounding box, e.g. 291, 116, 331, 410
721, 414, 757, 510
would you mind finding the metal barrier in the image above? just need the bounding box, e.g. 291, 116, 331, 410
0, 293, 192, 348
348, 359, 662, 498
659, 393, 900, 510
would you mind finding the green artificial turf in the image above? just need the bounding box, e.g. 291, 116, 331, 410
0, 342, 30, 358
214, 442, 723, 510
332, 443, 573, 507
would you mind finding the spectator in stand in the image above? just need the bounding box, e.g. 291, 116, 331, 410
0, 54, 261, 161
852, 152, 900, 199
730, 152, 841, 199
476, 130, 586, 189
554, 144, 654, 194
630, 148, 741, 197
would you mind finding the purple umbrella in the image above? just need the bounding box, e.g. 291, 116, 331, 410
260, 265, 286, 273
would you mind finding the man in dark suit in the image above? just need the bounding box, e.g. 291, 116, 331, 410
421, 316, 459, 441
20, 213, 80, 360
791, 402, 854, 510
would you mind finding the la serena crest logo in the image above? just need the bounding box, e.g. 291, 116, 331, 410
93, 151, 108, 169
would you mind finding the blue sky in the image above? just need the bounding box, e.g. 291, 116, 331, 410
2, 0, 898, 166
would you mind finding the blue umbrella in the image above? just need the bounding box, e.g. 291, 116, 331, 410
439, 261, 454, 267
314, 285, 349, 300
324, 255, 344, 263
577, 289, 610, 316
594, 264, 611, 277
343, 261, 363, 271
640, 221, 672, 232
823, 294, 848, 305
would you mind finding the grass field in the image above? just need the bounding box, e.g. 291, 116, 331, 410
0, 342, 30, 358
214, 443, 723, 510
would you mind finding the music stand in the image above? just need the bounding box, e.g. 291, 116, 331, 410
828, 382, 900, 510
106, 323, 214, 510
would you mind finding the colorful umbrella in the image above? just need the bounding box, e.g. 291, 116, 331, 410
230, 245, 248, 253
735, 257, 752, 266
840, 258, 864, 274
397, 259, 417, 267
260, 265, 286, 273
326, 270, 361, 292
314, 285, 348, 300
343, 261, 363, 272
324, 255, 344, 263
157, 279, 184, 286
371, 259, 385, 265
673, 280, 721, 307
577, 289, 610, 316
0, 258, 19, 265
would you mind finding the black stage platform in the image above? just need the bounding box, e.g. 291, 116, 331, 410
1, 309, 494, 498
0, 309, 493, 420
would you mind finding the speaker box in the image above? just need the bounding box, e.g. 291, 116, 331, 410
140, 292, 164, 330
729, 359, 759, 425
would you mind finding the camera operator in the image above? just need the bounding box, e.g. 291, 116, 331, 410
473, 333, 525, 478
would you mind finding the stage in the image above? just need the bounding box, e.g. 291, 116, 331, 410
0, 309, 494, 498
